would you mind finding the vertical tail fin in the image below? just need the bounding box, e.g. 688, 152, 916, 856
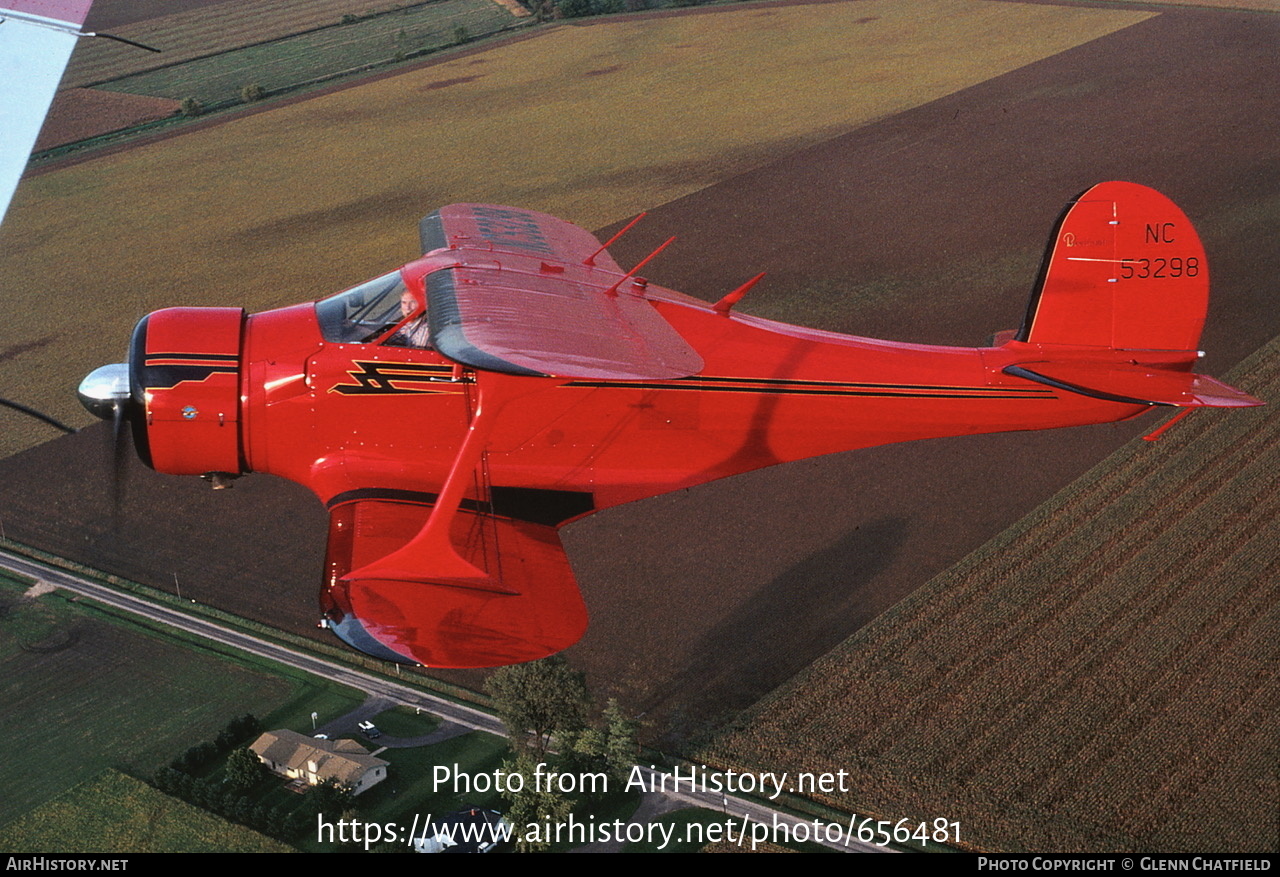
1007, 182, 1261, 408
1018, 181, 1208, 351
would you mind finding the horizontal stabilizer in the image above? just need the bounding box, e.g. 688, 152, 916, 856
321, 498, 587, 668
1007, 362, 1262, 408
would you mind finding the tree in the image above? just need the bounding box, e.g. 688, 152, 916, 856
190, 776, 216, 808
556, 0, 592, 16
152, 766, 182, 794
485, 655, 590, 755
501, 754, 574, 853
560, 698, 637, 798
265, 804, 288, 838
225, 747, 264, 792
240, 83, 265, 103
179, 97, 203, 117
310, 777, 355, 818
225, 713, 262, 744
601, 698, 639, 781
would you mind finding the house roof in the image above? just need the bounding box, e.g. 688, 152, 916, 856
250, 729, 388, 787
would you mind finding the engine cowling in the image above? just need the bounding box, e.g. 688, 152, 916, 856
130, 307, 245, 475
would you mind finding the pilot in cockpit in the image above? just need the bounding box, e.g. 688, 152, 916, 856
385, 289, 431, 349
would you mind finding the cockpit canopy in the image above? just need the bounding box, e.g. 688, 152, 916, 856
316, 272, 414, 344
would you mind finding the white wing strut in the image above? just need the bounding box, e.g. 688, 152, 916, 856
0, 0, 94, 225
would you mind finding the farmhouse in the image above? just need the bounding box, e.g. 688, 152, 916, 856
250, 729, 388, 795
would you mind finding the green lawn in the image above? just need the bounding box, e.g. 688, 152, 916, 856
368, 703, 442, 737
0, 579, 362, 830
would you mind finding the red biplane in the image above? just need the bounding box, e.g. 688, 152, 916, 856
77, 181, 1260, 668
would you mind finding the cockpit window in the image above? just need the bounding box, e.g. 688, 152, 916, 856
316, 272, 408, 343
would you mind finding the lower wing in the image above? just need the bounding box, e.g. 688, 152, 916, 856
320, 496, 587, 668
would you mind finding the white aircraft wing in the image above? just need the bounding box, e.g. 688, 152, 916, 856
0, 0, 93, 225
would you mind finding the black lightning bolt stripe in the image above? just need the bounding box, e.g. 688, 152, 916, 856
330, 361, 458, 395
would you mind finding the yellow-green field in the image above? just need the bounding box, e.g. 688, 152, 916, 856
0, 0, 1151, 458
0, 769, 293, 853
701, 337, 1280, 852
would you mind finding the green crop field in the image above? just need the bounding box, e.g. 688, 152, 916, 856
62, 0, 517, 89
99, 0, 522, 105
0, 769, 293, 853
701, 337, 1280, 852
0, 578, 363, 829
0, 0, 1150, 460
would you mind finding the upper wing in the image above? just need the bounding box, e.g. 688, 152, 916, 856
421, 202, 625, 272
320, 496, 588, 668
419, 203, 704, 380
0, 0, 93, 224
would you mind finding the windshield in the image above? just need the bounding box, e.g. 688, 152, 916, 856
315, 272, 407, 343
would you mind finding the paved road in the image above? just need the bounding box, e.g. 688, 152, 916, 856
0, 547, 506, 736
1, 547, 887, 853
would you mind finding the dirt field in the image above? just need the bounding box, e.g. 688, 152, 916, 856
0, 2, 1276, 848
35, 89, 180, 151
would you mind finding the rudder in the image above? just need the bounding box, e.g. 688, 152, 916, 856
1019, 181, 1208, 351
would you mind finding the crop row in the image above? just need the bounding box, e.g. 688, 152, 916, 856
702, 335, 1280, 851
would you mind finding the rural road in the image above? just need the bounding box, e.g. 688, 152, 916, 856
0, 546, 886, 853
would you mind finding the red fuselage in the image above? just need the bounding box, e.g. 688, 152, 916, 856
230, 281, 1142, 512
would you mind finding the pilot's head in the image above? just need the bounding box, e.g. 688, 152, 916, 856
400, 290, 422, 319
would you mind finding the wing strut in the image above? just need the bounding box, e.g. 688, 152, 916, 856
343, 371, 552, 589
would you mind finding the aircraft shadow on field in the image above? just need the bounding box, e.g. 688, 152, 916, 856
652, 515, 908, 746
